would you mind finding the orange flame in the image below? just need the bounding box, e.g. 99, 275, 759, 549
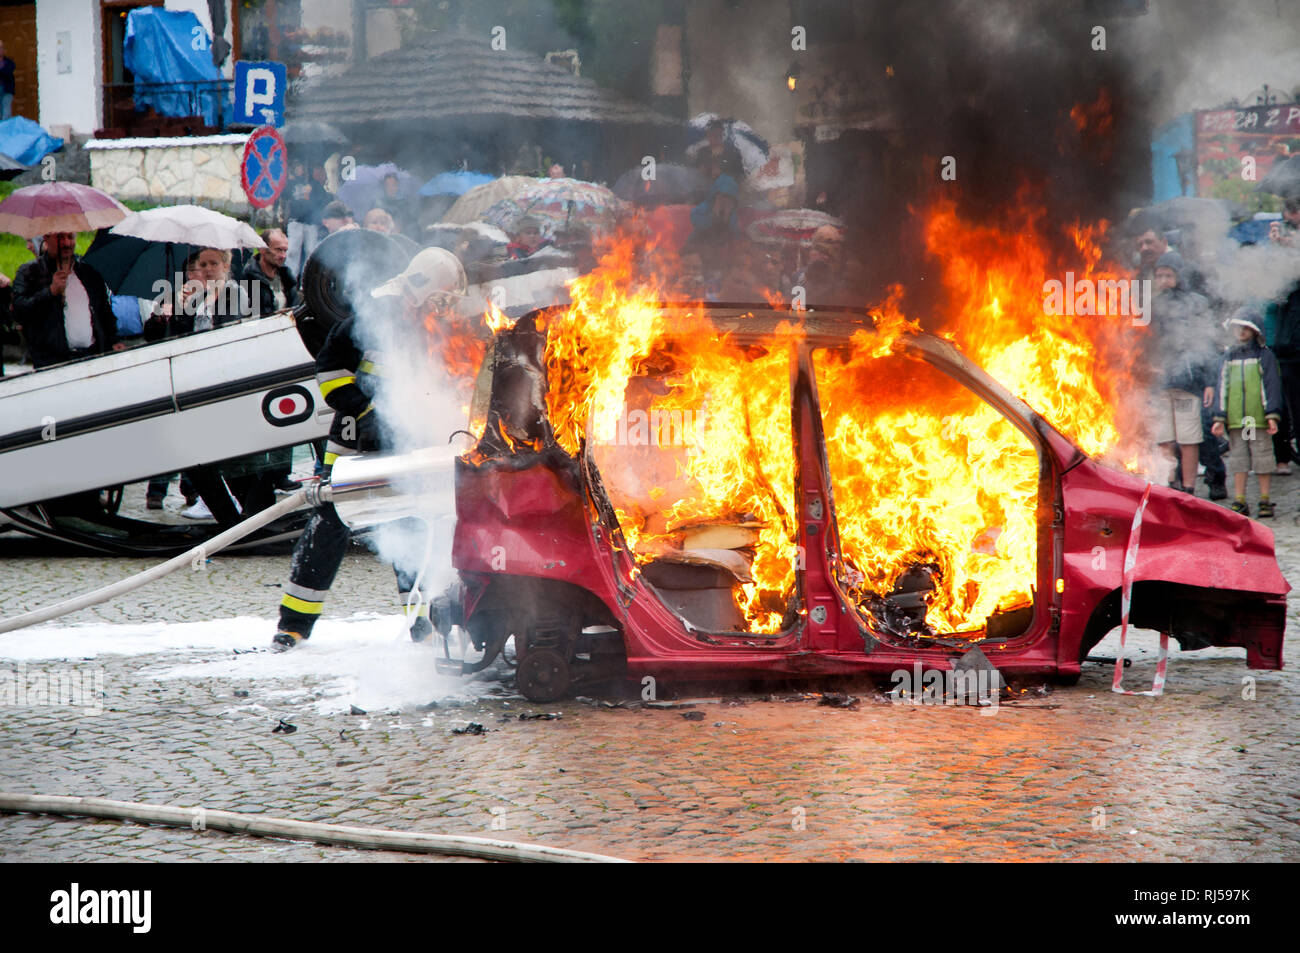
424, 306, 491, 427
1063, 87, 1116, 161
484, 300, 513, 334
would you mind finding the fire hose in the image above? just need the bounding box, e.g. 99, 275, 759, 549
0, 488, 311, 635
0, 447, 456, 635
0, 794, 629, 863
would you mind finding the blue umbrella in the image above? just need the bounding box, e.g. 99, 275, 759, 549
1229, 217, 1280, 246
419, 170, 494, 197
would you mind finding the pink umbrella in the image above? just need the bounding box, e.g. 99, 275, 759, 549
0, 182, 130, 239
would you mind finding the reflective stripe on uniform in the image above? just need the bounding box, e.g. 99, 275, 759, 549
284, 581, 330, 602
324, 436, 358, 466
399, 601, 430, 619
317, 371, 356, 398
280, 593, 324, 615
358, 359, 383, 376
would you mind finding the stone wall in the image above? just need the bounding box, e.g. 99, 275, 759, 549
85, 135, 251, 215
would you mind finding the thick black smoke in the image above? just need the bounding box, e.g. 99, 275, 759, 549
791, 0, 1157, 301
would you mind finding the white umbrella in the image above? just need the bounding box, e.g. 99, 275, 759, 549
451, 221, 510, 243
110, 204, 265, 250
686, 113, 771, 178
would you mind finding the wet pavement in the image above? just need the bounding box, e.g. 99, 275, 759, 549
1, 472, 1297, 862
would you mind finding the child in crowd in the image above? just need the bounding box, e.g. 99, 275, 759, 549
1211, 309, 1283, 518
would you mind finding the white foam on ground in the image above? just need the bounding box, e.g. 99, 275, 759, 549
1, 613, 495, 714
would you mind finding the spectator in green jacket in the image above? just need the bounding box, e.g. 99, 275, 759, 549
1211, 309, 1283, 518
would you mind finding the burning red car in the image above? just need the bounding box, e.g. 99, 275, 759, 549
428, 304, 1288, 701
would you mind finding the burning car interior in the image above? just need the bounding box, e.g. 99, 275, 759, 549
578, 331, 1045, 645
462, 303, 1046, 661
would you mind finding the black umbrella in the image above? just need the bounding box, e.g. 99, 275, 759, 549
0, 152, 26, 181
281, 120, 348, 147
613, 163, 710, 206
83, 231, 200, 301
1259, 155, 1300, 199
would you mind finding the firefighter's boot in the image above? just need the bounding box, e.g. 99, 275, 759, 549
271, 630, 308, 652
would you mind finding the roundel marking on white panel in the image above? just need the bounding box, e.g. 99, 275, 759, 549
262, 385, 314, 426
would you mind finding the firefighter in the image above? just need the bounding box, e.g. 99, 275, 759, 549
272, 248, 467, 651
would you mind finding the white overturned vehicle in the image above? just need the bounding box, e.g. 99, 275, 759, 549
0, 229, 574, 554
0, 311, 328, 554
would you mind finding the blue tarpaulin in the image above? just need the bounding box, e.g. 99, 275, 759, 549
124, 8, 227, 128
0, 116, 62, 166
1151, 113, 1195, 204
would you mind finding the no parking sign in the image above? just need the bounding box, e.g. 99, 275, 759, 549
241, 126, 288, 209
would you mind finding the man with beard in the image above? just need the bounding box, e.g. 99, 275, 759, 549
271, 248, 467, 651
14, 232, 123, 368
1133, 225, 1168, 282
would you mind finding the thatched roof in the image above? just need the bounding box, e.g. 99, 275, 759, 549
290, 31, 676, 127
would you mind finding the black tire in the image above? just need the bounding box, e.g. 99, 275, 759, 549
296, 229, 412, 354
516, 647, 571, 702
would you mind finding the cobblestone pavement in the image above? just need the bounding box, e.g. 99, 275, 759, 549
1, 473, 1297, 863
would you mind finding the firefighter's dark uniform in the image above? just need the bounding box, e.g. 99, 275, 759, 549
275, 311, 428, 645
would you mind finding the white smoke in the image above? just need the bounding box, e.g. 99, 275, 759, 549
340, 259, 473, 619
1211, 240, 1300, 307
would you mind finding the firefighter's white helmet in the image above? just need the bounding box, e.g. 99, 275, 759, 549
372, 247, 468, 307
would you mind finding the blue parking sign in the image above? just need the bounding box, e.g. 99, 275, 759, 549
233, 61, 286, 127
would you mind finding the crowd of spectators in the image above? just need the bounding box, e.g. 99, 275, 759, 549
0, 218, 309, 520
1130, 196, 1300, 518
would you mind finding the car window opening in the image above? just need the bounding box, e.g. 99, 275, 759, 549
587, 338, 798, 636
812, 346, 1039, 645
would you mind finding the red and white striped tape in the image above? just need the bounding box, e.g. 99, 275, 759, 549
1112, 483, 1169, 696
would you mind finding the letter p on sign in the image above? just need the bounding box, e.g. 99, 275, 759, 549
234, 61, 287, 127
246, 69, 275, 111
